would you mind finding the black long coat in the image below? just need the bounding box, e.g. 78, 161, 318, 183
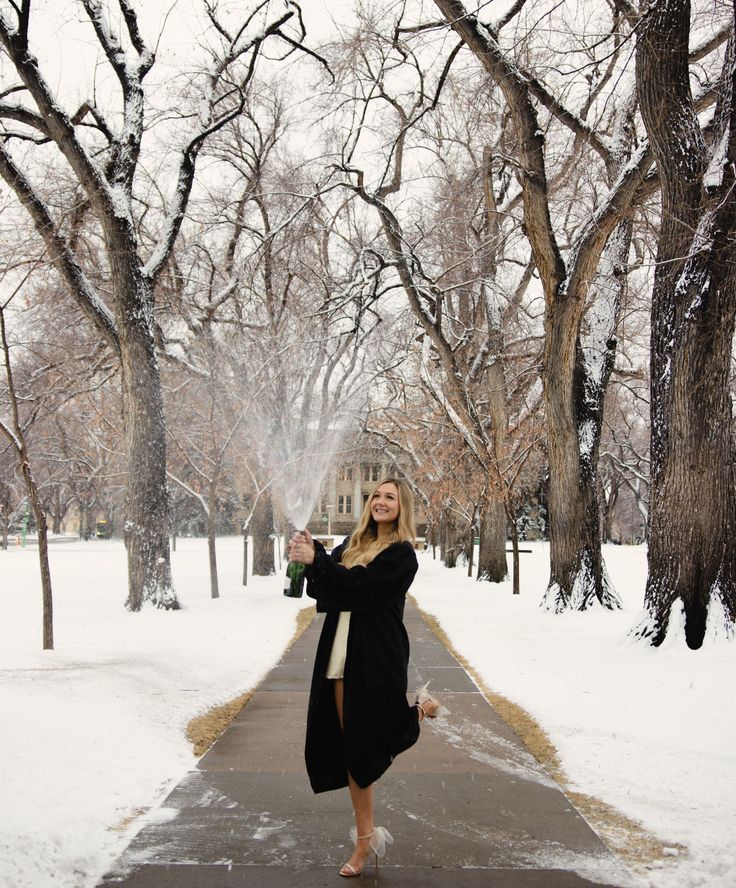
304, 538, 421, 793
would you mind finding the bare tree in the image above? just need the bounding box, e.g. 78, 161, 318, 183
0, 1, 320, 609
634, 0, 736, 646
165, 335, 248, 598
0, 297, 53, 649
428, 0, 661, 610
160, 85, 382, 577
326, 7, 547, 583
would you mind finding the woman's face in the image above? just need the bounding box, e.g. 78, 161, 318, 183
371, 482, 400, 527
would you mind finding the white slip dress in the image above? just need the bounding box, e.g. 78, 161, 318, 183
325, 610, 351, 679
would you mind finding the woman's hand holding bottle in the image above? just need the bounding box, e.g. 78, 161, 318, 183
283, 530, 314, 598
288, 529, 315, 565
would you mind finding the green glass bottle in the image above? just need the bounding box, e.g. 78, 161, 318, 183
283, 558, 306, 598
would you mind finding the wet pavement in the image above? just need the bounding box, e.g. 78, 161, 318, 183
98, 602, 635, 887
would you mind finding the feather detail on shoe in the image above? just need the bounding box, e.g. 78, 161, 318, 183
348, 825, 394, 857
415, 681, 450, 718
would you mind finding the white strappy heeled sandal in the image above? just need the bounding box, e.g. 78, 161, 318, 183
339, 825, 394, 877
415, 680, 450, 718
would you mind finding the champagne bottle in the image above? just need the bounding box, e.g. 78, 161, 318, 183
283, 557, 306, 598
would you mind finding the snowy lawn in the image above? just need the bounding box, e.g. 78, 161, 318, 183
1, 538, 734, 888
0, 536, 307, 888
412, 543, 736, 888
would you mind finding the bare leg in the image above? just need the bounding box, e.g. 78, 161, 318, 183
333, 679, 375, 873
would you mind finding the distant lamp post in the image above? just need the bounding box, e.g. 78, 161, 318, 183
326, 504, 333, 536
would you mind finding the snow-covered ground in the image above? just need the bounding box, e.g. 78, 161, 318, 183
0, 537, 307, 888
0, 537, 733, 888
412, 542, 736, 888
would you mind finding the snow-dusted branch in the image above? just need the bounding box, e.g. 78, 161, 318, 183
0, 144, 120, 352
142, 7, 311, 285
564, 141, 653, 305
166, 470, 208, 515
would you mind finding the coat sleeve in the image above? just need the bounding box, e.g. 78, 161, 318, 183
306, 541, 417, 612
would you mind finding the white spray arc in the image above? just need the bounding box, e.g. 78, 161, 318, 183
250, 321, 373, 538
271, 421, 349, 532
255, 348, 360, 535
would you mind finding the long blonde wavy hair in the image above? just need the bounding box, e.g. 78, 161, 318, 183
341, 477, 417, 568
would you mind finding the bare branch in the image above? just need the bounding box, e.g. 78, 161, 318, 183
118, 0, 154, 73
433, 0, 566, 296
492, 0, 530, 34
0, 15, 116, 223
691, 25, 730, 63
143, 9, 299, 283
0, 143, 120, 354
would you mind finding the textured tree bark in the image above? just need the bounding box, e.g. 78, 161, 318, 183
542, 303, 606, 609
466, 522, 475, 578
440, 507, 462, 568
118, 272, 176, 611
540, 218, 630, 611
27, 467, 54, 649
207, 470, 220, 600
475, 149, 509, 584
0, 498, 7, 550
635, 0, 736, 646
477, 499, 508, 582
50, 487, 62, 536
251, 489, 276, 576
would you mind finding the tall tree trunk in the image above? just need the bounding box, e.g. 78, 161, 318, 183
635, 1, 736, 646
478, 148, 510, 583
540, 161, 633, 611
208, 474, 220, 599
541, 300, 617, 610
51, 486, 62, 535
600, 478, 619, 544
118, 271, 176, 611
438, 511, 447, 564
120, 312, 175, 610
27, 469, 53, 650
251, 489, 275, 576
507, 503, 521, 596
466, 515, 475, 578
443, 508, 460, 568
477, 498, 508, 582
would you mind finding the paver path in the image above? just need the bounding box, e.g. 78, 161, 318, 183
99, 602, 635, 887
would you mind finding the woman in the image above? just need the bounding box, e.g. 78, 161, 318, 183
288, 477, 443, 878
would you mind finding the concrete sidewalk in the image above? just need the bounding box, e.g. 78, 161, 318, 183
98, 602, 635, 887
